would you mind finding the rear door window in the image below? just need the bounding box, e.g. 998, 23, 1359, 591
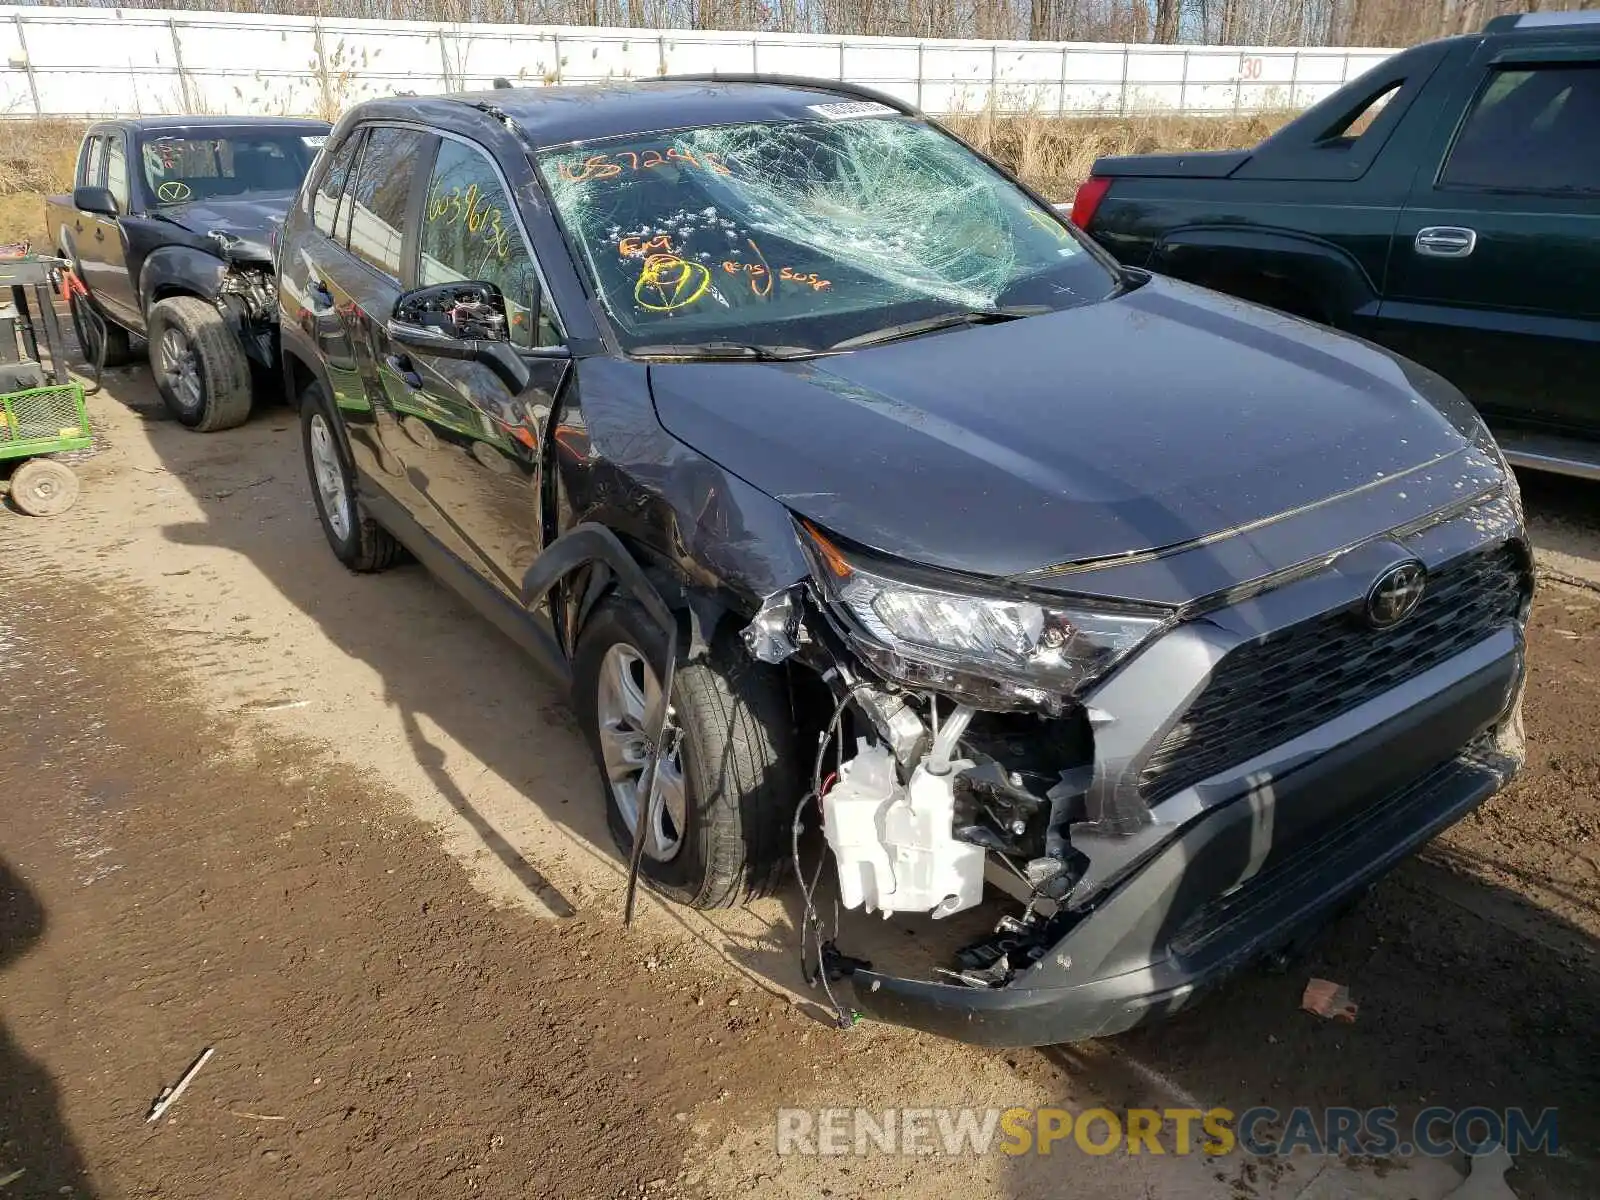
419, 137, 558, 348
1442, 64, 1600, 193
81, 135, 108, 189
342, 126, 430, 279
313, 131, 361, 240
105, 135, 130, 212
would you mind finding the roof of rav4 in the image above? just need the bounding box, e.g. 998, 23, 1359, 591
352, 78, 914, 149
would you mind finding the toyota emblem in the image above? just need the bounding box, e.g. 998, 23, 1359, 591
1366, 561, 1427, 629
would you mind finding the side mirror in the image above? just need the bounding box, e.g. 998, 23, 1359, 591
387, 281, 531, 394
73, 185, 118, 218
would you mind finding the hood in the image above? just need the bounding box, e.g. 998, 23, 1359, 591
647, 276, 1485, 586
157, 194, 292, 247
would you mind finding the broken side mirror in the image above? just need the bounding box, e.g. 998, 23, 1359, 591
387, 281, 531, 394
73, 185, 118, 218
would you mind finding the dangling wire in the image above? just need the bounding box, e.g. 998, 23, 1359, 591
792, 789, 850, 1027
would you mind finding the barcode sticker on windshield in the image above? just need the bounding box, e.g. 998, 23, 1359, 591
302, 135, 327, 148
807, 100, 896, 120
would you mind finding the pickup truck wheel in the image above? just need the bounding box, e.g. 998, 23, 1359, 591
148, 296, 252, 432
299, 381, 401, 573
67, 290, 133, 368
573, 596, 794, 909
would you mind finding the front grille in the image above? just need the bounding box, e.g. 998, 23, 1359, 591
1139, 543, 1528, 803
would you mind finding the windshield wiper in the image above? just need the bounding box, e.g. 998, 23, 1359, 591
630, 341, 818, 362
828, 305, 1050, 352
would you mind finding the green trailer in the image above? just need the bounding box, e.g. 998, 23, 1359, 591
0, 381, 91, 515
0, 255, 90, 517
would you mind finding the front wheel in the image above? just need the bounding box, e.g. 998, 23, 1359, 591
147, 296, 252, 432
573, 596, 795, 909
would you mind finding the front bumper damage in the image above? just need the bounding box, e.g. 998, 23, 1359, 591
209, 230, 279, 370
759, 494, 1531, 1047
849, 646, 1524, 1046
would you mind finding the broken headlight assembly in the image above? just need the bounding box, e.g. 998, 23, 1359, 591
798, 522, 1169, 712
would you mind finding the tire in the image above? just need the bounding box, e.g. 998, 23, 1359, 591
573, 595, 795, 909
299, 381, 400, 573
147, 295, 253, 432
67, 287, 134, 368
9, 458, 79, 516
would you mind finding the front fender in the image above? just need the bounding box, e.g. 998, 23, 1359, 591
520, 523, 681, 660
137, 244, 227, 315
1149, 226, 1379, 327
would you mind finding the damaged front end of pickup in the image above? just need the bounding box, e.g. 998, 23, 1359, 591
208, 229, 280, 368
741, 520, 1183, 1042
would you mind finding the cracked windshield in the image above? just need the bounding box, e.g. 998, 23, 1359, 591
539, 112, 1117, 353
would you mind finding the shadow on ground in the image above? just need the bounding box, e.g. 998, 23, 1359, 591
0, 857, 96, 1199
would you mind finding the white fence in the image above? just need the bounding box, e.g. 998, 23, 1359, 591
0, 5, 1398, 119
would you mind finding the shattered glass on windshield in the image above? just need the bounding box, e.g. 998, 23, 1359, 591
539, 116, 1111, 351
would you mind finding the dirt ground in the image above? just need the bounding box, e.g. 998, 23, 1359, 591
1, 361, 1598, 1200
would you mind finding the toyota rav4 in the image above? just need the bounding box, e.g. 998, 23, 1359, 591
276, 79, 1531, 1046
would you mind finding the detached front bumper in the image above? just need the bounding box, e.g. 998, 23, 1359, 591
848, 633, 1524, 1047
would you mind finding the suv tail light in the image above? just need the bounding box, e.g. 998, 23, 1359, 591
1070, 176, 1113, 230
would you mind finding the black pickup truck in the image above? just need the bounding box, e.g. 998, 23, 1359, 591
1073, 11, 1600, 480
48, 116, 330, 431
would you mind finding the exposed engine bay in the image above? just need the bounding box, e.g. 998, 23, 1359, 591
742, 580, 1103, 1015
209, 229, 279, 368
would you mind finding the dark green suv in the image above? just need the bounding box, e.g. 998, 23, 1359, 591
1074, 10, 1600, 479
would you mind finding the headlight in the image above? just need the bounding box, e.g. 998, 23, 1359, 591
799, 522, 1168, 711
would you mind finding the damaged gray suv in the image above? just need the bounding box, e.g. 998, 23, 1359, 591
278, 78, 1531, 1046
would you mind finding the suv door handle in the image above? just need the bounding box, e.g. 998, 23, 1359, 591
73, 219, 83, 234
1415, 226, 1477, 258
93, 227, 104, 242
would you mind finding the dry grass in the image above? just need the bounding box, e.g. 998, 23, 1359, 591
942, 110, 1295, 200
0, 119, 88, 248
0, 110, 1295, 249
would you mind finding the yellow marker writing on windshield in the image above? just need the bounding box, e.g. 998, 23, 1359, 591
635, 253, 711, 312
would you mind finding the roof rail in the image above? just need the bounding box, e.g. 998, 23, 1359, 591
1485, 10, 1600, 32
654, 73, 924, 117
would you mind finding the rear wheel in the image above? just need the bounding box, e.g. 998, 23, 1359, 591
299, 381, 400, 573
573, 596, 795, 909
67, 287, 133, 368
148, 296, 252, 432
9, 458, 79, 516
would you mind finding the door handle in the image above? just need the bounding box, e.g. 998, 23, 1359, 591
73, 219, 83, 234
93, 227, 104, 242
1414, 226, 1477, 258
384, 353, 422, 389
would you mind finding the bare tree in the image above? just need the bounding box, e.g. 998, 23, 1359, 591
28, 0, 1600, 46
